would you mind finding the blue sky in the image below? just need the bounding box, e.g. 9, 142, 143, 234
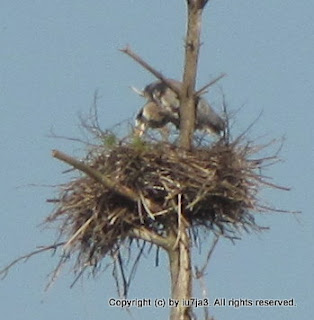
0, 1, 313, 319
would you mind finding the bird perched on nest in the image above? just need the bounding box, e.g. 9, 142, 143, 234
133, 79, 225, 138
133, 100, 179, 140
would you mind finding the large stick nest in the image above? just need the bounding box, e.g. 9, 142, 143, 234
46, 133, 285, 276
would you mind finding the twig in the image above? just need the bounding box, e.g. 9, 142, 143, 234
63, 216, 94, 251
173, 193, 183, 250
199, 0, 210, 10
119, 46, 181, 97
195, 236, 219, 320
195, 236, 219, 278
0, 242, 65, 279
127, 241, 146, 291
117, 251, 128, 298
195, 73, 226, 96
139, 192, 156, 220
45, 253, 69, 291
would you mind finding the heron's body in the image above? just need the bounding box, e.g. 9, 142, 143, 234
195, 97, 225, 135
134, 101, 179, 138
143, 79, 181, 112
134, 79, 225, 138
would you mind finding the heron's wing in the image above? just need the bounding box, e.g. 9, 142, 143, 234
196, 98, 225, 134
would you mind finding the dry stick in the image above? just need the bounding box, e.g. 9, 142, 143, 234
0, 242, 65, 279
195, 73, 226, 96
195, 236, 219, 320
119, 46, 182, 97
63, 216, 94, 251
173, 193, 183, 250
52, 150, 139, 202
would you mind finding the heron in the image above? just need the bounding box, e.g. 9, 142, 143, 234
133, 79, 225, 137
134, 100, 179, 139
143, 79, 181, 113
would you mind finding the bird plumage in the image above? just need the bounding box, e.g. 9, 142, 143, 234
134, 101, 179, 138
134, 79, 225, 138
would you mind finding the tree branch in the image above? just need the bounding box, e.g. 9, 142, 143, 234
52, 150, 139, 202
0, 243, 65, 279
119, 46, 182, 97
190, 0, 210, 10
195, 73, 226, 96
129, 227, 170, 250
200, 0, 210, 9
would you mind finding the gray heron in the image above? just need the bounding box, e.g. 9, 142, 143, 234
133, 79, 225, 137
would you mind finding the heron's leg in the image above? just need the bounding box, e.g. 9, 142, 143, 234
133, 121, 146, 137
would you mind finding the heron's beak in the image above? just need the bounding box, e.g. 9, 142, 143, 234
130, 86, 145, 97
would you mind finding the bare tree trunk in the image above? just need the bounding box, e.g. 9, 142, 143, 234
179, 1, 204, 149
168, 226, 192, 320
172, 2, 208, 318
171, 2, 209, 319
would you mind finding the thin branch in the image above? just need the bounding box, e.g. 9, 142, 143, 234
199, 0, 210, 10
70, 266, 88, 288
117, 251, 128, 298
195, 236, 219, 320
52, 149, 139, 202
232, 110, 264, 145
257, 204, 300, 214
48, 129, 91, 146
126, 241, 146, 291
0, 242, 65, 279
173, 193, 183, 249
119, 46, 181, 97
45, 252, 69, 291
195, 236, 219, 278
63, 216, 94, 251
195, 73, 226, 96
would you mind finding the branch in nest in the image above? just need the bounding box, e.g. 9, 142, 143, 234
52, 149, 139, 202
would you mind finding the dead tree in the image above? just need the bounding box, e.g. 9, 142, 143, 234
1, 1, 292, 320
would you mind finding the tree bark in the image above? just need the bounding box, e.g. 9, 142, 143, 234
170, 2, 207, 318
179, 2, 203, 149
168, 226, 192, 320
